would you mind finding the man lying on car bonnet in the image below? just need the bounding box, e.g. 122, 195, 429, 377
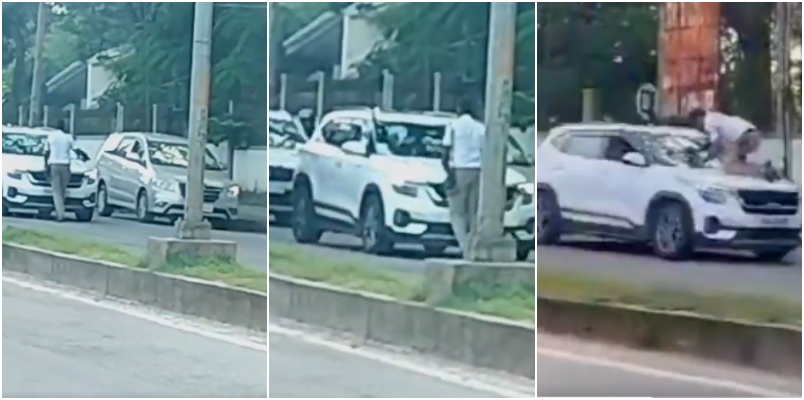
687, 108, 780, 180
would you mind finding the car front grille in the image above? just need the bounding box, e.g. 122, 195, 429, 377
737, 190, 799, 215
29, 171, 84, 188
269, 166, 294, 182
179, 183, 223, 203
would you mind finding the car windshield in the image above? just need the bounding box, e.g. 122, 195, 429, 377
375, 122, 445, 159
645, 133, 709, 168
2, 132, 47, 156
147, 141, 223, 170
269, 117, 306, 149
507, 137, 533, 166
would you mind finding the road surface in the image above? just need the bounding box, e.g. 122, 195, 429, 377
2, 275, 267, 398
538, 334, 801, 397
269, 321, 533, 398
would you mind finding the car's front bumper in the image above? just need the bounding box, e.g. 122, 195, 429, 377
695, 227, 801, 251
3, 177, 97, 212
693, 202, 801, 251
269, 180, 293, 214
149, 189, 239, 221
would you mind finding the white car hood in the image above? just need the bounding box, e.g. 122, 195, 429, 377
371, 156, 527, 186
2, 154, 91, 174
269, 147, 299, 169
676, 168, 799, 192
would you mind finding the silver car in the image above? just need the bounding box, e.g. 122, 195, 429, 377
94, 132, 239, 228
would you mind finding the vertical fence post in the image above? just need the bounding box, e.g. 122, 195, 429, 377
43, 106, 49, 127
17, 105, 24, 126
315, 71, 325, 124
381, 69, 394, 111
227, 100, 235, 180
151, 104, 158, 132
279, 73, 288, 111
68, 104, 76, 133
115, 102, 124, 132
432, 72, 442, 111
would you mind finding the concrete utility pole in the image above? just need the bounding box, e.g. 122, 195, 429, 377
774, 1, 793, 179
178, 2, 214, 240
29, 2, 50, 127
468, 2, 518, 262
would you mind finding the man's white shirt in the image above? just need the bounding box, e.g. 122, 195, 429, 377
704, 111, 756, 144
443, 114, 485, 168
47, 130, 74, 165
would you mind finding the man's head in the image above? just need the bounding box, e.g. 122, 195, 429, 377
687, 108, 707, 132
55, 119, 67, 132
457, 97, 478, 118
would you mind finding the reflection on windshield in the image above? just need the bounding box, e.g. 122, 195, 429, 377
2, 133, 46, 156
148, 141, 222, 170
647, 134, 708, 168
507, 137, 533, 166
375, 122, 445, 158
269, 118, 306, 149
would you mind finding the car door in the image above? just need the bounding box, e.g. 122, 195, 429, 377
305, 117, 357, 223
105, 137, 136, 206
119, 138, 148, 207
551, 132, 612, 225
331, 118, 373, 220
598, 133, 652, 228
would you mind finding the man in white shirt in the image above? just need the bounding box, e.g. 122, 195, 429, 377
441, 98, 485, 257
688, 108, 761, 163
45, 123, 75, 221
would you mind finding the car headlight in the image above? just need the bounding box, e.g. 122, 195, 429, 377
518, 183, 534, 206
392, 181, 425, 198
6, 170, 23, 180
84, 169, 98, 184
227, 184, 240, 197
698, 187, 732, 204
153, 178, 179, 193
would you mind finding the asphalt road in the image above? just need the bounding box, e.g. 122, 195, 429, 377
2, 276, 267, 398
269, 322, 533, 398
538, 334, 801, 397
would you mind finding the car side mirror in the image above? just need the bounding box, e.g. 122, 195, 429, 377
341, 140, 368, 156
622, 152, 648, 167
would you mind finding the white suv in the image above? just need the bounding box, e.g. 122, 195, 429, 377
268, 110, 308, 223
291, 109, 535, 259
537, 123, 801, 261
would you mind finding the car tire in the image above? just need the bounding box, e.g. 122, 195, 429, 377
516, 241, 532, 261
423, 244, 449, 257
360, 193, 393, 254
754, 248, 795, 263
291, 183, 323, 244
537, 189, 562, 245
649, 201, 695, 260
97, 182, 114, 217
75, 207, 94, 222
136, 190, 154, 223
272, 212, 292, 226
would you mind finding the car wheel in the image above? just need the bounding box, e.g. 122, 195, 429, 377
272, 212, 292, 226
75, 207, 94, 222
136, 190, 154, 223
650, 201, 694, 260
423, 244, 449, 257
754, 248, 795, 263
360, 193, 393, 254
97, 182, 114, 217
537, 189, 562, 245
291, 184, 323, 244
516, 241, 532, 261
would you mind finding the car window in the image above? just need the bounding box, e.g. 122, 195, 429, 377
602, 135, 637, 161
147, 140, 222, 170
321, 118, 363, 147
563, 134, 607, 159
2, 132, 47, 156
114, 138, 136, 157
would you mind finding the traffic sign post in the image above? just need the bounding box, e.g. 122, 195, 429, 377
636, 83, 658, 122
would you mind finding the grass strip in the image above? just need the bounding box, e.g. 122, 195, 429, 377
3, 226, 266, 293
539, 270, 801, 326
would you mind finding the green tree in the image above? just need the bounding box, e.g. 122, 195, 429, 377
2, 2, 37, 109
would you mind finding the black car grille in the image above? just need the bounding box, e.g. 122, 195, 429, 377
269, 166, 293, 182
29, 171, 84, 188
426, 182, 517, 208
739, 228, 801, 241
179, 183, 223, 203
737, 190, 799, 215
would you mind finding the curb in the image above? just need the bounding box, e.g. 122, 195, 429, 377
269, 273, 535, 379
2, 243, 267, 332
538, 297, 801, 377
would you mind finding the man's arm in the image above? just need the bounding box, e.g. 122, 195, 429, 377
441, 123, 454, 171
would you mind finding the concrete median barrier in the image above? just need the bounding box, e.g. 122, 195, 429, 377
2, 243, 267, 332
270, 273, 535, 379
424, 259, 534, 304
538, 297, 801, 377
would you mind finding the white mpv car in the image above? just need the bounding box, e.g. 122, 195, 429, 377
291, 109, 535, 259
537, 123, 801, 261
2, 126, 98, 221
268, 110, 308, 222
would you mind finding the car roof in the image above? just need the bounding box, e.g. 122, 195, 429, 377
113, 132, 188, 144
551, 122, 701, 138
2, 125, 61, 136
325, 109, 454, 126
